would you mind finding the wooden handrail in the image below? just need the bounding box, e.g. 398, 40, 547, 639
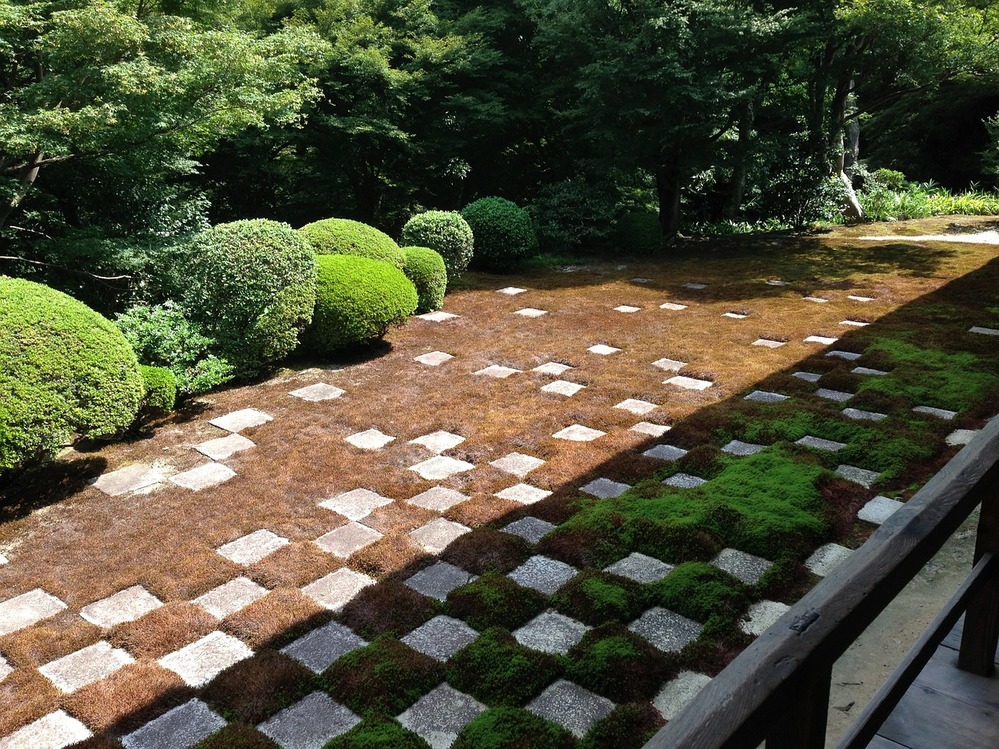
644, 414, 999, 749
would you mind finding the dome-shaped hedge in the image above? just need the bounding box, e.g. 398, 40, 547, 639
401, 246, 447, 313
300, 218, 405, 269
181, 219, 316, 377
400, 211, 474, 279
613, 211, 661, 254
0, 277, 144, 472
461, 197, 539, 272
305, 255, 418, 353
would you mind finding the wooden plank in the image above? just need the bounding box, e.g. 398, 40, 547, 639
960, 485, 999, 675
765, 665, 831, 749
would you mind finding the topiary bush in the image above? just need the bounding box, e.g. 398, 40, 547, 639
461, 196, 539, 272
400, 210, 474, 279
305, 255, 418, 354
180, 219, 316, 378
138, 365, 177, 414
0, 277, 145, 472
400, 246, 447, 313
300, 218, 405, 269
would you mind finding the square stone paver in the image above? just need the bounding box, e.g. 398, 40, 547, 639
289, 383, 346, 401
410, 518, 471, 554
0, 710, 92, 749
541, 380, 585, 396
804, 296, 829, 303
946, 429, 979, 446
665, 375, 713, 391
580, 478, 631, 499
193, 434, 255, 461
795, 435, 847, 452
843, 408, 887, 422
91, 464, 166, 496
744, 390, 789, 403
721, 440, 765, 456
683, 282, 707, 290
502, 517, 556, 544
410, 456, 475, 480
169, 463, 236, 491
858, 495, 905, 525
614, 305, 641, 313
193, 578, 268, 619
615, 398, 657, 415
418, 311, 459, 322
806, 543, 853, 577
281, 621, 367, 674
631, 422, 671, 437
508, 555, 578, 595
302, 569, 375, 611
836, 464, 880, 488
495, 483, 552, 505
515, 308, 547, 318
410, 431, 465, 453
489, 452, 545, 477
804, 335, 838, 345
970, 326, 999, 336
80, 585, 161, 628
498, 286, 527, 295
913, 405, 958, 420
753, 339, 786, 348
849, 295, 875, 302
415, 351, 454, 366
209, 408, 273, 433
587, 344, 621, 355
740, 601, 791, 636
344, 429, 395, 450
604, 552, 674, 584
711, 548, 773, 585
397, 683, 486, 749
629, 608, 703, 653
407, 487, 470, 512
766, 279, 790, 286
793, 372, 822, 382
651, 357, 686, 371
0, 589, 67, 637
827, 350, 862, 361
319, 488, 394, 520
527, 680, 614, 739
258, 692, 360, 749
662, 473, 707, 489
217, 529, 290, 566
404, 562, 477, 602
632, 277, 652, 283
122, 700, 225, 749
315, 522, 384, 558
533, 362, 572, 376
660, 302, 688, 311
553, 424, 605, 441
39, 641, 134, 693
723, 312, 748, 319
816, 388, 854, 402
158, 631, 253, 687
513, 612, 590, 655
840, 319, 869, 327
0, 654, 11, 681
853, 366, 889, 376
474, 365, 520, 378
654, 672, 713, 721
401, 616, 479, 662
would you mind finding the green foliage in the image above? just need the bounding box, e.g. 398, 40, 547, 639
443, 572, 547, 631
401, 246, 447, 313
446, 627, 560, 706
655, 563, 749, 622
325, 718, 431, 749
400, 211, 475, 280
180, 219, 316, 377
462, 197, 539, 271
138, 365, 177, 414
299, 218, 404, 269
564, 626, 671, 702
528, 177, 619, 252
0, 277, 144, 472
305, 255, 418, 353
857, 170, 999, 221
612, 211, 661, 255
453, 707, 574, 749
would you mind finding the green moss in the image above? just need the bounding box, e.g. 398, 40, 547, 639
400, 211, 474, 279
577, 703, 665, 749
462, 197, 539, 271
563, 625, 671, 702
551, 571, 646, 626
654, 562, 749, 622
138, 365, 177, 414
324, 718, 431, 749
300, 218, 404, 269
192, 723, 279, 749
401, 246, 447, 313
446, 627, 560, 706
453, 707, 574, 749
443, 572, 547, 631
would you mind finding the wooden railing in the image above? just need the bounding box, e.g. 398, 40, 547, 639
645, 414, 999, 749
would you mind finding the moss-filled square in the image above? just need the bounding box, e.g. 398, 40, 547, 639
192, 723, 280, 749
653, 562, 749, 626
563, 624, 673, 702
453, 707, 574, 749
551, 570, 646, 627
577, 703, 665, 749
441, 528, 533, 574
324, 717, 431, 749
337, 580, 438, 640
443, 572, 547, 630
201, 649, 315, 725
445, 627, 561, 706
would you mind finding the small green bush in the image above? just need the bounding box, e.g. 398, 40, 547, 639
612, 211, 661, 254
446, 627, 560, 706
0, 277, 144, 472
462, 197, 539, 271
138, 365, 177, 414
401, 246, 447, 313
305, 255, 418, 353
400, 211, 474, 279
300, 218, 404, 269
453, 707, 574, 749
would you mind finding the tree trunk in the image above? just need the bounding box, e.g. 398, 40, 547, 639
830, 79, 863, 220
656, 151, 682, 246
722, 100, 755, 221
0, 152, 43, 228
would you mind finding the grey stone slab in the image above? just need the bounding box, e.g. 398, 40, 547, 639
946, 429, 979, 446
217, 529, 290, 565
615, 398, 657, 415
91, 464, 166, 496
123, 700, 225, 749
804, 335, 838, 345
0, 553, 6, 566
0, 710, 91, 749
407, 487, 470, 512
858, 495, 904, 525
515, 307, 547, 318
793, 372, 822, 383
533, 362, 573, 376
209, 408, 273, 433
193, 433, 255, 461
552, 424, 605, 441
496, 483, 552, 505
795, 435, 847, 452
642, 443, 688, 461
662, 473, 707, 489
410, 456, 475, 480
631, 277, 653, 284
302, 569, 375, 611
282, 622, 367, 674
169, 462, 236, 491
289, 383, 345, 401
405, 562, 477, 602
614, 305, 641, 313
0, 654, 12, 682
711, 548, 773, 585
410, 431, 465, 453
397, 684, 486, 749
315, 523, 384, 558
410, 518, 471, 554
721, 440, 765, 456
39, 641, 134, 693
816, 388, 854, 403
80, 585, 161, 628
418, 311, 459, 322
474, 364, 521, 378
629, 607, 703, 653
497, 286, 527, 295
502, 517, 556, 544
193, 578, 268, 619
415, 351, 454, 366
513, 612, 590, 655
654, 672, 712, 721
319, 489, 394, 520
753, 339, 786, 348
804, 296, 829, 303
765, 279, 790, 286
723, 312, 748, 319
739, 601, 791, 636
0, 589, 67, 637
836, 464, 880, 488
541, 380, 585, 396
659, 302, 688, 311
806, 543, 853, 577
913, 405, 958, 420
683, 282, 707, 290
344, 428, 395, 450
848, 295, 875, 302
843, 407, 887, 422
401, 616, 479, 662
508, 555, 578, 595
158, 631, 252, 687
852, 366, 889, 376
631, 422, 671, 437
489, 452, 545, 477
744, 390, 789, 403
580, 478, 631, 499
826, 350, 862, 361
587, 344, 621, 355
665, 375, 713, 391
604, 552, 674, 584
651, 357, 686, 371
527, 680, 614, 739
840, 319, 869, 327
258, 692, 360, 749
970, 326, 999, 336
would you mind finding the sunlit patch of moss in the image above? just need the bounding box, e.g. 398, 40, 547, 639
551, 571, 646, 626
653, 563, 748, 624
563, 624, 672, 702
446, 627, 560, 706
443, 573, 547, 631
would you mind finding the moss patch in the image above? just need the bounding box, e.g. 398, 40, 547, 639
578, 703, 665, 749
201, 650, 315, 724
440, 529, 532, 575
563, 625, 672, 702
445, 627, 560, 706
453, 707, 574, 749
443, 573, 547, 631
551, 571, 646, 627
192, 723, 279, 749
654, 562, 749, 624
325, 718, 431, 749
337, 581, 437, 640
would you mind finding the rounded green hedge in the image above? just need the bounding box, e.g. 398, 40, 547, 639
401, 246, 447, 313
181, 219, 316, 378
138, 365, 177, 414
300, 218, 404, 269
0, 277, 144, 472
462, 196, 539, 272
305, 255, 418, 354
612, 210, 661, 254
400, 210, 474, 279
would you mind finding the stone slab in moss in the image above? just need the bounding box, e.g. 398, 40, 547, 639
552, 425, 605, 442
604, 553, 674, 584
194, 434, 255, 461
827, 349, 862, 361
805, 543, 853, 577
345, 429, 396, 451
418, 311, 459, 322
193, 577, 268, 619
257, 692, 359, 749
122, 700, 224, 749
739, 600, 791, 636
513, 611, 590, 655
302, 569, 375, 611
665, 376, 713, 391
169, 463, 236, 492
533, 362, 573, 376
315, 522, 384, 558
580, 478, 631, 499
209, 408, 273, 433
410, 519, 471, 555
858, 495, 905, 525
541, 380, 585, 397
405, 563, 478, 602
409, 431, 465, 453
320, 489, 394, 521
514, 308, 547, 318
627, 608, 702, 653
288, 383, 346, 402
744, 390, 789, 403
793, 371, 823, 382
710, 548, 773, 586
281, 621, 367, 674
474, 365, 521, 379
527, 680, 614, 739
642, 444, 688, 461
401, 616, 479, 663
80, 585, 161, 628
407, 487, 469, 513
652, 671, 712, 720
39, 641, 134, 694
508, 556, 578, 596
502, 517, 556, 544
158, 632, 253, 688
720, 440, 765, 456
410, 456, 475, 481
816, 388, 854, 403
414, 351, 454, 366
397, 684, 487, 749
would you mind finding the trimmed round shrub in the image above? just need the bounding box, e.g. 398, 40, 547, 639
138, 365, 177, 414
305, 255, 418, 353
181, 219, 316, 378
461, 196, 539, 271
300, 218, 404, 269
400, 210, 474, 279
0, 277, 144, 472
401, 246, 447, 313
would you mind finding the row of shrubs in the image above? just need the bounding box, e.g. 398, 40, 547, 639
0, 198, 539, 475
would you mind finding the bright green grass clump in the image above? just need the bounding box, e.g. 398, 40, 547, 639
453, 707, 574, 749
551, 571, 646, 626
325, 718, 431, 749
446, 627, 560, 706
654, 562, 749, 622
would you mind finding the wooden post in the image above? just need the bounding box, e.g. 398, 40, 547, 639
958, 476, 999, 676
765, 664, 832, 749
